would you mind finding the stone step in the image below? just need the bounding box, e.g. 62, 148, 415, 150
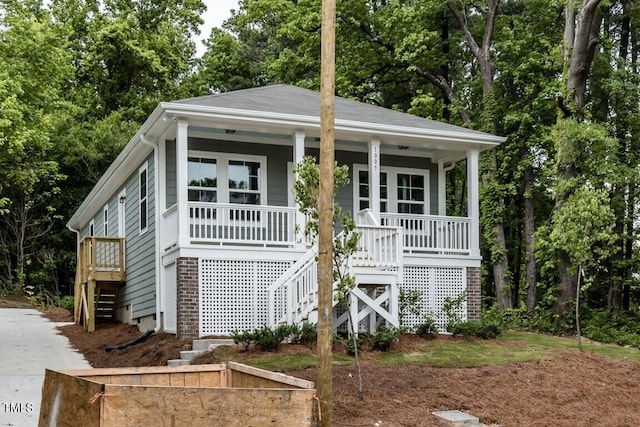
167, 359, 190, 367
179, 349, 207, 361
192, 338, 235, 352
432, 410, 481, 426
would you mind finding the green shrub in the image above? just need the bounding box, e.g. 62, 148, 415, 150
370, 326, 404, 352
416, 318, 439, 339
230, 330, 254, 352
450, 320, 502, 339
59, 295, 75, 311
582, 310, 640, 347
346, 335, 363, 356
289, 322, 317, 346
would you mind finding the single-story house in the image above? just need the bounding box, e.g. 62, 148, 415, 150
68, 84, 504, 338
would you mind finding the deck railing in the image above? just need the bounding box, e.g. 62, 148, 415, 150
189, 202, 297, 246
380, 213, 471, 254
78, 236, 126, 283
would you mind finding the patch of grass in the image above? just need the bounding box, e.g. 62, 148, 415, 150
378, 339, 548, 368
247, 354, 353, 372
211, 330, 640, 372
500, 330, 640, 363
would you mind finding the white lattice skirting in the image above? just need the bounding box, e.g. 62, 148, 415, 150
400, 266, 467, 332
199, 259, 291, 336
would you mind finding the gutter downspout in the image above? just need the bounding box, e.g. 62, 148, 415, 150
141, 133, 163, 333
67, 224, 81, 322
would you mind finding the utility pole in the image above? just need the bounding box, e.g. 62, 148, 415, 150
317, 0, 336, 425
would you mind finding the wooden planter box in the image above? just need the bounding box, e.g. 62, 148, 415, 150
39, 362, 317, 426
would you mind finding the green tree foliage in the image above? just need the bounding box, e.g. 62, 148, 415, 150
0, 1, 71, 291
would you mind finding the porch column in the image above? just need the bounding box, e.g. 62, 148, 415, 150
438, 161, 456, 216
292, 131, 306, 246
467, 149, 480, 257
176, 119, 189, 247
367, 139, 381, 222
438, 160, 446, 216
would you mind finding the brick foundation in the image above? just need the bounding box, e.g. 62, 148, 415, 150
466, 267, 481, 320
176, 257, 199, 339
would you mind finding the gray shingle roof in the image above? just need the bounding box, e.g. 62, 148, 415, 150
173, 84, 495, 138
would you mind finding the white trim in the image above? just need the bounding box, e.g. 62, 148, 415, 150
117, 188, 126, 238
176, 120, 190, 247
188, 150, 268, 205
139, 161, 149, 235
467, 149, 480, 257
353, 164, 430, 215
103, 204, 109, 236
162, 103, 506, 144
368, 139, 381, 219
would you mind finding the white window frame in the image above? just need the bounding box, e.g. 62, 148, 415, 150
353, 164, 429, 214
139, 162, 149, 235
188, 151, 267, 205
103, 204, 109, 236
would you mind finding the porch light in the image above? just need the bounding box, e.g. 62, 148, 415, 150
119, 196, 126, 204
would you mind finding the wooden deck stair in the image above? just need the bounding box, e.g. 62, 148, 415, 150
74, 236, 125, 332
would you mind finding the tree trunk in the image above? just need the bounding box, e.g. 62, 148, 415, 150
556, 0, 603, 314
524, 165, 537, 310
448, 0, 512, 309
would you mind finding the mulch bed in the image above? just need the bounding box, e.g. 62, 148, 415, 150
30, 307, 640, 426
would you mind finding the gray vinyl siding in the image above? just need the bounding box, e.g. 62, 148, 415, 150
118, 153, 156, 319
307, 148, 438, 215
188, 138, 292, 206
166, 139, 176, 208
168, 137, 438, 217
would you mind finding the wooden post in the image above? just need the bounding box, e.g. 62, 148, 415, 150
87, 279, 96, 332
318, 0, 336, 425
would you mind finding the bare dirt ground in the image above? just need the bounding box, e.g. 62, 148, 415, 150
29, 304, 640, 426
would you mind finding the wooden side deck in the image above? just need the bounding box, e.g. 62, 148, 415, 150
74, 236, 125, 332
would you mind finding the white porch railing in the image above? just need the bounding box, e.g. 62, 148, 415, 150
268, 224, 403, 328
188, 202, 296, 246
381, 213, 471, 254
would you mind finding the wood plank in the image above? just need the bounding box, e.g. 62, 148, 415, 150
139, 373, 170, 386
199, 371, 223, 388
169, 373, 185, 387
100, 385, 317, 427
63, 364, 228, 378
39, 369, 103, 427
183, 372, 200, 387
228, 362, 315, 389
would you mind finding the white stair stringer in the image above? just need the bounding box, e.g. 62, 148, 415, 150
268, 225, 404, 334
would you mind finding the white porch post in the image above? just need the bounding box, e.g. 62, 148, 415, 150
438, 160, 446, 216
367, 139, 381, 221
292, 131, 305, 246
176, 120, 189, 247
467, 149, 480, 257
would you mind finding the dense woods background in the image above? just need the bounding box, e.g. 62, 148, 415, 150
1, 0, 639, 330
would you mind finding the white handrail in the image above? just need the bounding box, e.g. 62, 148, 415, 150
381, 213, 471, 254
189, 202, 296, 246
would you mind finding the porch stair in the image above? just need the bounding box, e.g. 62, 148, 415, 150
73, 236, 125, 332
167, 338, 235, 367
268, 223, 404, 334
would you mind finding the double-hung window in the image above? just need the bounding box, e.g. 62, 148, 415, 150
188, 157, 217, 202
188, 152, 266, 206
354, 165, 428, 215
139, 162, 148, 234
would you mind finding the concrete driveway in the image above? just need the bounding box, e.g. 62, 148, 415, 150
0, 308, 91, 427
